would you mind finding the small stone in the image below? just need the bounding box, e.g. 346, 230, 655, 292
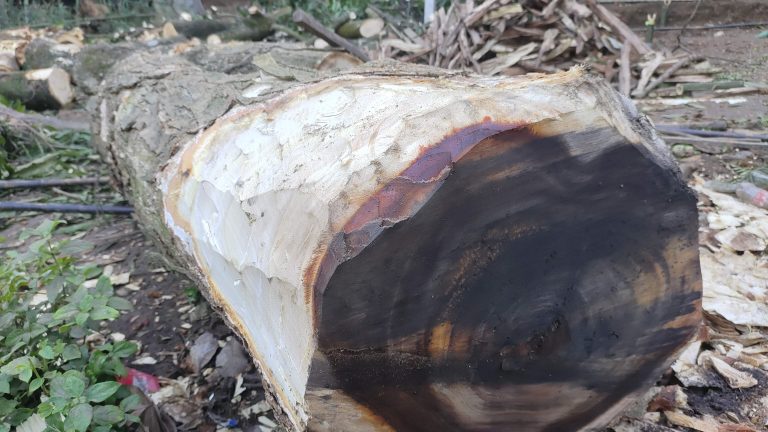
216, 339, 250, 378
189, 332, 218, 373
133, 356, 158, 365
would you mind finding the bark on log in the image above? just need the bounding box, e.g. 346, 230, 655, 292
92, 44, 702, 432
0, 68, 73, 109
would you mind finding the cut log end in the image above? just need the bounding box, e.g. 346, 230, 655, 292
95, 53, 702, 432
0, 67, 73, 109
309, 121, 701, 431
40, 68, 74, 107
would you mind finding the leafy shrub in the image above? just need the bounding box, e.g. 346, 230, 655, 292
0, 219, 140, 431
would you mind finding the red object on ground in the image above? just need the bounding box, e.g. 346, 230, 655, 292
118, 367, 160, 393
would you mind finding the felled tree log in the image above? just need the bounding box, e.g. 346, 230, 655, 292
92, 44, 702, 432
0, 53, 18, 72
336, 18, 385, 39
23, 39, 140, 96
0, 68, 73, 109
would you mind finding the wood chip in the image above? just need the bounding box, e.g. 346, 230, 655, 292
664, 411, 719, 432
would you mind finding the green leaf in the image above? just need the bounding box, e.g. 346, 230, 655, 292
50, 370, 87, 398
52, 304, 78, 321
37, 401, 55, 418
78, 294, 95, 312
119, 394, 141, 412
86, 381, 122, 403
28, 377, 43, 394
92, 405, 123, 425
58, 239, 94, 256
81, 266, 102, 280
111, 341, 138, 359
46, 276, 66, 304
94, 277, 113, 297
39, 345, 55, 360
18, 367, 32, 383
7, 407, 32, 426
89, 306, 118, 321
75, 311, 89, 326
125, 413, 141, 424
0, 356, 33, 382
62, 344, 81, 362
29, 219, 62, 239
0, 375, 9, 394
64, 403, 92, 432
0, 397, 17, 416
106, 297, 133, 311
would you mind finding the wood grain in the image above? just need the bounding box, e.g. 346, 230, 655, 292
309, 124, 701, 431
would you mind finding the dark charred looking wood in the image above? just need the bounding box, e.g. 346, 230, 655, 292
91, 44, 702, 432
309, 123, 700, 432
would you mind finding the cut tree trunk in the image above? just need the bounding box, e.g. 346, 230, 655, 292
0, 68, 73, 109
23, 39, 140, 97
336, 18, 385, 39
0, 53, 18, 72
91, 43, 702, 432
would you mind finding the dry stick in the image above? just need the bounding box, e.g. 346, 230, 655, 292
642, 21, 768, 32
0, 201, 133, 214
656, 125, 768, 141
0, 105, 88, 132
0, 177, 110, 189
292, 9, 370, 62
674, 0, 702, 52
637, 55, 701, 98
619, 40, 631, 97
661, 135, 768, 153
585, 0, 651, 55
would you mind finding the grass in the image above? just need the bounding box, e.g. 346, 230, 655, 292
0, 0, 154, 31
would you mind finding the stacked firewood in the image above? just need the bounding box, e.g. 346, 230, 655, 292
375, 0, 702, 99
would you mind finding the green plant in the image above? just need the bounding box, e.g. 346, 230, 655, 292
0, 219, 140, 431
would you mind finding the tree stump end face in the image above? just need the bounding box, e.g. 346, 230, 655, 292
310, 123, 701, 431
154, 71, 702, 431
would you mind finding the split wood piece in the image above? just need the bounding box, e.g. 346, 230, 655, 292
293, 9, 370, 61
92, 47, 702, 432
585, 0, 652, 55
0, 68, 73, 110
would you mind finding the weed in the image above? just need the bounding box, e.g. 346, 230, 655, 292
0, 219, 139, 431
